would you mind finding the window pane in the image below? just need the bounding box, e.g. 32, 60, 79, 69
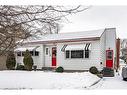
35, 51, 39, 56
107, 51, 112, 59
46, 48, 48, 55
52, 48, 56, 56
17, 52, 21, 56
85, 50, 89, 58
66, 50, 70, 58
22, 52, 25, 56
30, 51, 33, 56
71, 50, 84, 58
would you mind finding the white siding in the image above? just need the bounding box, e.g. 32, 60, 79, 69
100, 28, 116, 68
15, 28, 116, 70
57, 41, 101, 70
16, 44, 44, 69
44, 45, 52, 67
100, 31, 106, 68
105, 28, 116, 68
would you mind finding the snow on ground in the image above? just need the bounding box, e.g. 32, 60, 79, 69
0, 61, 127, 90
0, 71, 100, 89
91, 73, 127, 89
91, 61, 127, 89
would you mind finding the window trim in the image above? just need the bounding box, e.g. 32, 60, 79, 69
65, 50, 91, 59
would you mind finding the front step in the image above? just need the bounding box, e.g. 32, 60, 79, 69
102, 67, 114, 77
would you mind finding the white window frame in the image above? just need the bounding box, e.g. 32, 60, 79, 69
65, 50, 91, 59
65, 50, 84, 59
65, 43, 92, 59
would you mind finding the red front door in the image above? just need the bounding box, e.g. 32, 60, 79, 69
106, 50, 113, 68
52, 47, 56, 67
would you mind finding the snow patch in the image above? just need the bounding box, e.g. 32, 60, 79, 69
0, 71, 100, 89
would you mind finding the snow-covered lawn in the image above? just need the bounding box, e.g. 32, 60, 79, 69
91, 73, 127, 89
0, 71, 100, 89
0, 61, 127, 89
91, 62, 127, 89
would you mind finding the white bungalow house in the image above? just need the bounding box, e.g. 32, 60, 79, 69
15, 28, 117, 71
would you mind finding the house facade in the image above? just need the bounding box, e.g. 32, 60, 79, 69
15, 28, 117, 70
120, 39, 127, 62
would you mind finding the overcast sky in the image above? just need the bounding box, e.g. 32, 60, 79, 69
60, 6, 127, 38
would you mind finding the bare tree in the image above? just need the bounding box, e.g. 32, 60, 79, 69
0, 5, 89, 55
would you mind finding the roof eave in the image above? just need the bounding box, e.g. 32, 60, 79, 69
24, 37, 100, 45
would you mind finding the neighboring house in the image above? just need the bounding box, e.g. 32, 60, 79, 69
121, 39, 127, 62
15, 28, 117, 71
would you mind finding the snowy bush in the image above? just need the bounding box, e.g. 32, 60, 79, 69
23, 50, 34, 71
55, 66, 64, 72
6, 51, 16, 70
89, 66, 99, 74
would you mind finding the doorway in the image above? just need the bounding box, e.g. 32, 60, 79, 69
52, 47, 57, 67
106, 50, 113, 68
